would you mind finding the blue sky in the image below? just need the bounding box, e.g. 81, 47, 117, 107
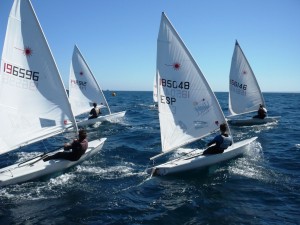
0, 0, 299, 92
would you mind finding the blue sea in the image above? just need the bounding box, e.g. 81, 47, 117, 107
0, 91, 299, 225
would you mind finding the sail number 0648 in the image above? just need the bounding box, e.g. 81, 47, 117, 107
161, 79, 190, 90
230, 79, 247, 90
3, 63, 39, 81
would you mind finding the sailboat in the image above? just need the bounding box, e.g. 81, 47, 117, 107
0, 0, 106, 187
153, 73, 158, 107
147, 13, 257, 176
68, 45, 126, 127
227, 41, 279, 126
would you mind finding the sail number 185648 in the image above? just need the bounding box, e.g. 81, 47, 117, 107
161, 79, 190, 89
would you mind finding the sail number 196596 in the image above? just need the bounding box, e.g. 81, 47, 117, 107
3, 63, 39, 81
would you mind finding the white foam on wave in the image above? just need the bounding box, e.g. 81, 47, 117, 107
48, 173, 76, 187
76, 163, 144, 179
228, 141, 264, 178
105, 116, 126, 124
1, 182, 51, 201
0, 188, 15, 198
0, 172, 78, 201
91, 121, 102, 128
227, 141, 292, 188
245, 141, 263, 157
149, 104, 158, 109
138, 103, 152, 108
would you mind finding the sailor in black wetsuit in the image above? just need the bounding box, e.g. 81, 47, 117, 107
43, 130, 88, 162
253, 104, 267, 119
88, 102, 101, 120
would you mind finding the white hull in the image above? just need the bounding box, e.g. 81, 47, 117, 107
147, 137, 257, 176
76, 111, 126, 127
0, 138, 106, 187
227, 116, 280, 126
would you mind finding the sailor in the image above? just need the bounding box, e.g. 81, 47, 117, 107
203, 123, 233, 155
88, 102, 101, 120
43, 129, 88, 162
253, 104, 267, 119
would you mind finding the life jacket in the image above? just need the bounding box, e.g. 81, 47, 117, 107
95, 107, 100, 115
220, 135, 232, 149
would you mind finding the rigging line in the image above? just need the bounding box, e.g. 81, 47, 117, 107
167, 147, 204, 163
151, 128, 219, 162
151, 146, 206, 166
42, 140, 48, 152
17, 146, 62, 167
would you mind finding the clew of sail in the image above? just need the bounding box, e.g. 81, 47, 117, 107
153, 12, 229, 159
228, 40, 265, 116
69, 45, 111, 117
0, 0, 77, 155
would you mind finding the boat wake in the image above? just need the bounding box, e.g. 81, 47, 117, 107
76, 163, 144, 180
228, 141, 263, 175
227, 141, 294, 191
48, 173, 76, 187
0, 172, 76, 200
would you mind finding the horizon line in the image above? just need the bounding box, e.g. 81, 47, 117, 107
103, 90, 300, 94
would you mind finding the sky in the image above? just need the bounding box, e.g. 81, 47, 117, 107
0, 0, 299, 92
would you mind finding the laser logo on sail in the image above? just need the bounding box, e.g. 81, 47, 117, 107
24, 47, 33, 57
193, 99, 210, 116
14, 46, 33, 57
165, 62, 181, 70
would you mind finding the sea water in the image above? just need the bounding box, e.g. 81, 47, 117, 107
0, 92, 299, 224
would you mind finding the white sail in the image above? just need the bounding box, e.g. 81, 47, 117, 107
69, 45, 111, 117
0, 0, 77, 155
153, 73, 158, 103
228, 40, 265, 116
156, 12, 228, 155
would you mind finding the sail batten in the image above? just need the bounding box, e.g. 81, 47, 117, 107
156, 12, 228, 156
69, 45, 111, 117
0, 0, 77, 155
228, 41, 265, 116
